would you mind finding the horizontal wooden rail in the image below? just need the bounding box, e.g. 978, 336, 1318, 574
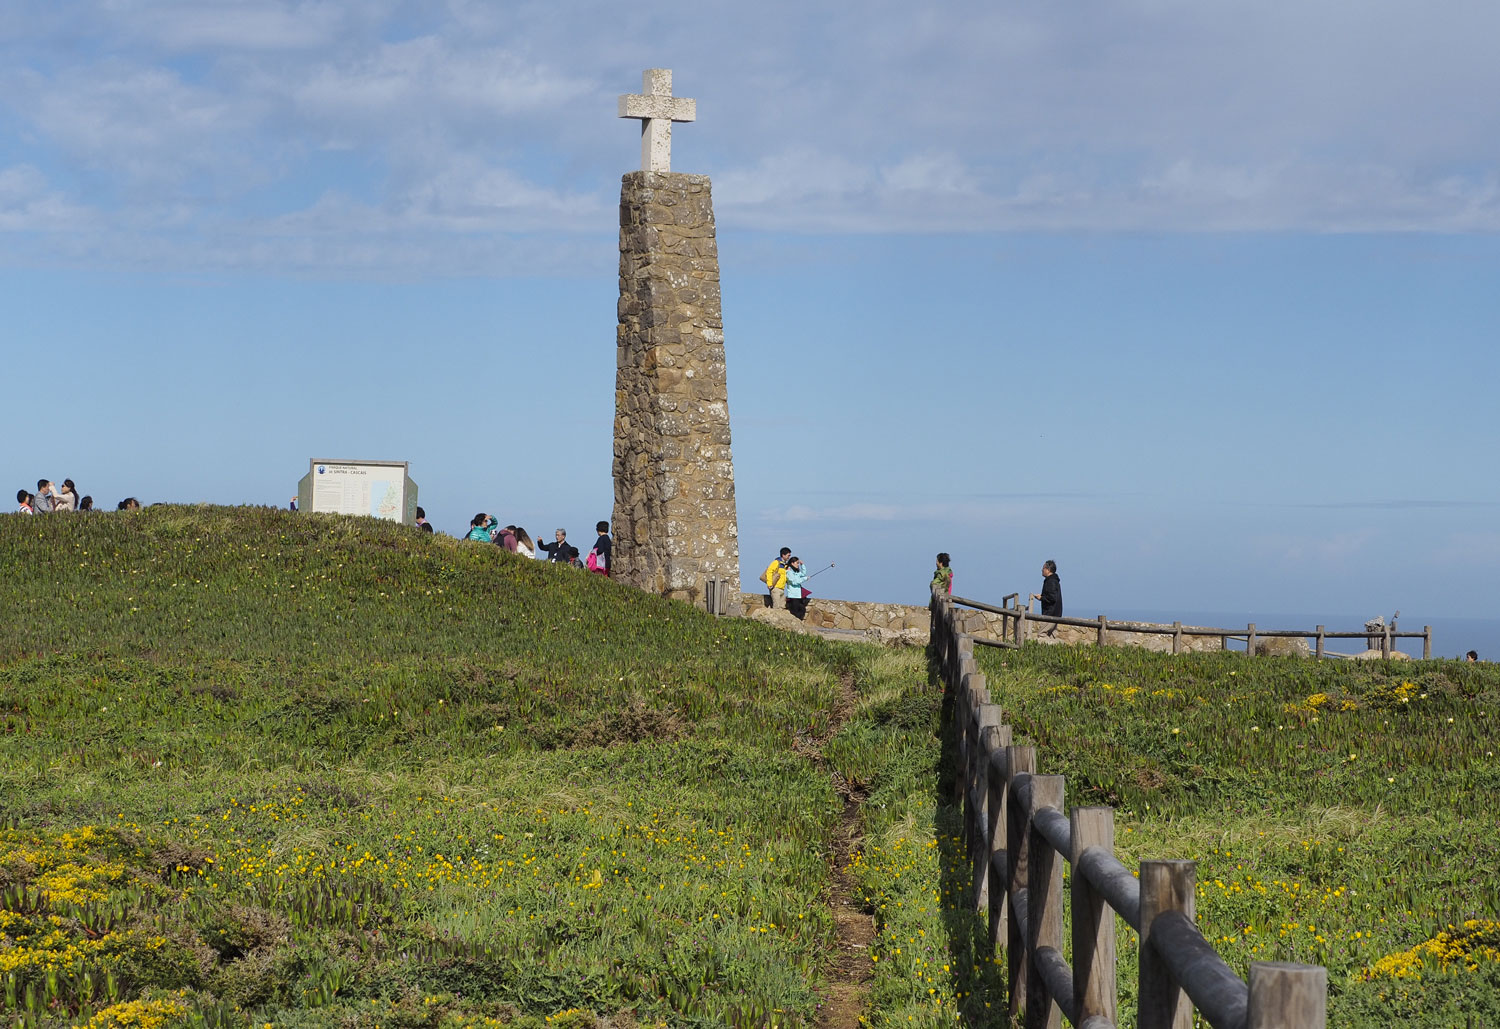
951, 594, 1432, 659
973, 634, 1020, 650
931, 588, 1329, 1028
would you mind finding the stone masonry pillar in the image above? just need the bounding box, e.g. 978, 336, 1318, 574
612, 171, 740, 603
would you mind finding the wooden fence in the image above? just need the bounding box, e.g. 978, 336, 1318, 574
954, 594, 1432, 660
930, 589, 1328, 1028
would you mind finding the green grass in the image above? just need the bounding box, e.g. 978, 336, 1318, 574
1, 506, 859, 1028
963, 643, 1500, 1027
824, 641, 1500, 1028
9, 507, 1500, 1028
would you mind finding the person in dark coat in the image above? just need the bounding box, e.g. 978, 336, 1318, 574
1032, 560, 1062, 636
538, 528, 570, 562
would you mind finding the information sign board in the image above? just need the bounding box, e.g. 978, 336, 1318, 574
296, 459, 417, 524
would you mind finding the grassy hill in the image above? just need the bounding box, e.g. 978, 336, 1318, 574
1, 506, 876, 1029
6, 506, 1500, 1029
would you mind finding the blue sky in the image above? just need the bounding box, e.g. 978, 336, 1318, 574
5, 1, 1499, 630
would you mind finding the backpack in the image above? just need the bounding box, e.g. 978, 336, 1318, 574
585, 548, 600, 572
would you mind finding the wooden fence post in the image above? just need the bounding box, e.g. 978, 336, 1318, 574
1423, 627, 1431, 660
960, 675, 988, 846
1006, 745, 1038, 1024
1172, 621, 1183, 655
1383, 624, 1392, 659
1315, 625, 1325, 659
1018, 605, 1028, 646
1071, 807, 1117, 1027
987, 726, 1014, 954
973, 706, 1003, 911
1026, 775, 1064, 1029
1097, 615, 1107, 647
1246, 623, 1257, 657
1138, 859, 1195, 1029
1247, 962, 1326, 1028
952, 667, 971, 805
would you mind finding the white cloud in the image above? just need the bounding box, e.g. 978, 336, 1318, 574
0, 165, 91, 231
103, 0, 361, 51
283, 38, 593, 131
3, 0, 1500, 271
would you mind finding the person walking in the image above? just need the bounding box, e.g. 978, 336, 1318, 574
538, 529, 571, 562
588, 521, 612, 576
784, 556, 810, 620
760, 547, 792, 608
931, 553, 953, 595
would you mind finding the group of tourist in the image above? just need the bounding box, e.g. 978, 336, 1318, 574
455, 512, 614, 575
14, 478, 142, 514
758, 548, 829, 620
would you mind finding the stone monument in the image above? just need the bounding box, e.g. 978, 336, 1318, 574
612, 69, 740, 603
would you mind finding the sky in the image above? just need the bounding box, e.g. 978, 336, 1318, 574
4, 0, 1499, 638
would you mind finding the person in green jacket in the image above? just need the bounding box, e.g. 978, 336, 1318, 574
931, 553, 953, 595
466, 513, 495, 542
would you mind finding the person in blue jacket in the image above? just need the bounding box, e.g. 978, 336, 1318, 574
466, 513, 494, 542
784, 556, 810, 620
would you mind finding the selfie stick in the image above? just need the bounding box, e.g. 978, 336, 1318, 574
806, 562, 836, 579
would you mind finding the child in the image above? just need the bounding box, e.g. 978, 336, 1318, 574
931, 553, 953, 595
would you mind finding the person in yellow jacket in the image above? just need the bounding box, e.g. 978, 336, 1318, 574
760, 547, 792, 608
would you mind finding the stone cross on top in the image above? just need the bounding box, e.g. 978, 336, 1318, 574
618, 69, 696, 173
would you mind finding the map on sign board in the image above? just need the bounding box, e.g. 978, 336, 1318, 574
310, 462, 407, 521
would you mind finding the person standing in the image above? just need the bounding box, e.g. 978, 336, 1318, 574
514, 527, 536, 558
415, 506, 434, 533
760, 547, 791, 608
784, 556, 810, 620
931, 553, 953, 595
1032, 560, 1062, 637
589, 521, 612, 576
34, 480, 59, 513
538, 529, 571, 562
495, 524, 519, 552
16, 489, 34, 514
54, 480, 79, 512
466, 514, 494, 542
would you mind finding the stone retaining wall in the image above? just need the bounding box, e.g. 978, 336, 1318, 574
734, 593, 1224, 652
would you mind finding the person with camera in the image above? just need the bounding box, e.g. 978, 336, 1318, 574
784, 556, 810, 621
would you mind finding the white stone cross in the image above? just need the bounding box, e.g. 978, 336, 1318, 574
618, 69, 696, 173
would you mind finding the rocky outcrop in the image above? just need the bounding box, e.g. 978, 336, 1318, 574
1255, 637, 1312, 657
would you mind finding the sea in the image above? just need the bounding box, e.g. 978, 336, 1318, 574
1109, 609, 1500, 661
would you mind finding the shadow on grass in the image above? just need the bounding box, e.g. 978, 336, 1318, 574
930, 644, 1008, 1026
